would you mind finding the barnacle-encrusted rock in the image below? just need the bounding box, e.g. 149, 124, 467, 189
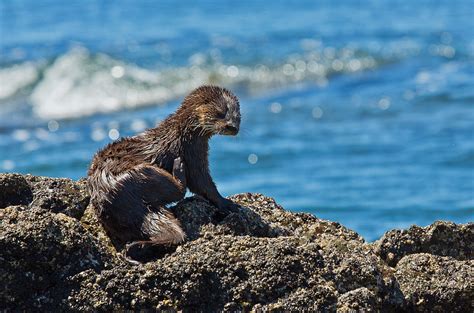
337, 287, 377, 312
25, 175, 90, 219
0, 206, 114, 310
0, 173, 89, 218
374, 221, 473, 267
0, 173, 472, 311
395, 254, 474, 312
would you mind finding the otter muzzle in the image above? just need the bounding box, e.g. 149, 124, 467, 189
222, 123, 239, 135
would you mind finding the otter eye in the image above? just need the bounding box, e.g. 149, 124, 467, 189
216, 111, 226, 119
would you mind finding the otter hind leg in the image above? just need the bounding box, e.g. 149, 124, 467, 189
132, 163, 186, 205
104, 164, 186, 245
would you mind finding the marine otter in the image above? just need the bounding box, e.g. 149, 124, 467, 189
87, 85, 241, 257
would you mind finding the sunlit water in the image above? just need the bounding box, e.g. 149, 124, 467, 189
1, 0, 473, 240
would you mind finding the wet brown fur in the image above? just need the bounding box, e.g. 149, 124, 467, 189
87, 85, 240, 249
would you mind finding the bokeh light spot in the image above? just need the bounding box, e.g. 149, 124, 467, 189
331, 60, 344, 71
48, 120, 59, 132
378, 97, 391, 110
283, 64, 295, 76
130, 119, 147, 132
312, 107, 324, 119
91, 128, 106, 141
108, 128, 120, 140
248, 153, 258, 164
270, 102, 282, 113
12, 129, 30, 142
227, 65, 239, 78
111, 65, 125, 78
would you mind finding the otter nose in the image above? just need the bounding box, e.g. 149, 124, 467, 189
227, 125, 238, 132
226, 121, 239, 133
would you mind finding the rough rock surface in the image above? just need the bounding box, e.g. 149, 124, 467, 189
395, 254, 473, 312
0, 173, 89, 219
374, 221, 473, 267
0, 207, 114, 310
0, 173, 472, 311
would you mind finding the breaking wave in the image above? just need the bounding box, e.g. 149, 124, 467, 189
0, 61, 41, 99
1, 47, 384, 120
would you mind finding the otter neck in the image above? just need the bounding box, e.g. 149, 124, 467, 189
169, 109, 212, 140
145, 110, 212, 150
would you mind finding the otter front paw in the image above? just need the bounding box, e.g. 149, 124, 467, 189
172, 157, 186, 186
214, 197, 240, 219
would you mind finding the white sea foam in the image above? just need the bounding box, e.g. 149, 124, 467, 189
0, 62, 40, 99
1, 47, 382, 120
29, 48, 212, 119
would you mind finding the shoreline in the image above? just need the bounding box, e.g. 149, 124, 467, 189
1, 173, 472, 311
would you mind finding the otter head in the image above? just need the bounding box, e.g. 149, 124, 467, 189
185, 85, 241, 137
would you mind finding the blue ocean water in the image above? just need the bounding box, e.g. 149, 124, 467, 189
0, 0, 473, 241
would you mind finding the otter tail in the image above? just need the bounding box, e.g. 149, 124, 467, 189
123, 208, 186, 265
142, 207, 186, 245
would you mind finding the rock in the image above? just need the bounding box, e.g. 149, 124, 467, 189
0, 174, 472, 311
25, 175, 90, 219
257, 285, 338, 311
395, 254, 474, 312
0, 206, 115, 311
374, 221, 474, 267
337, 287, 377, 312
66, 236, 331, 311
0, 173, 90, 219
229, 193, 362, 242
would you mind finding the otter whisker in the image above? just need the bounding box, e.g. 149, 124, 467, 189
239, 128, 251, 136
